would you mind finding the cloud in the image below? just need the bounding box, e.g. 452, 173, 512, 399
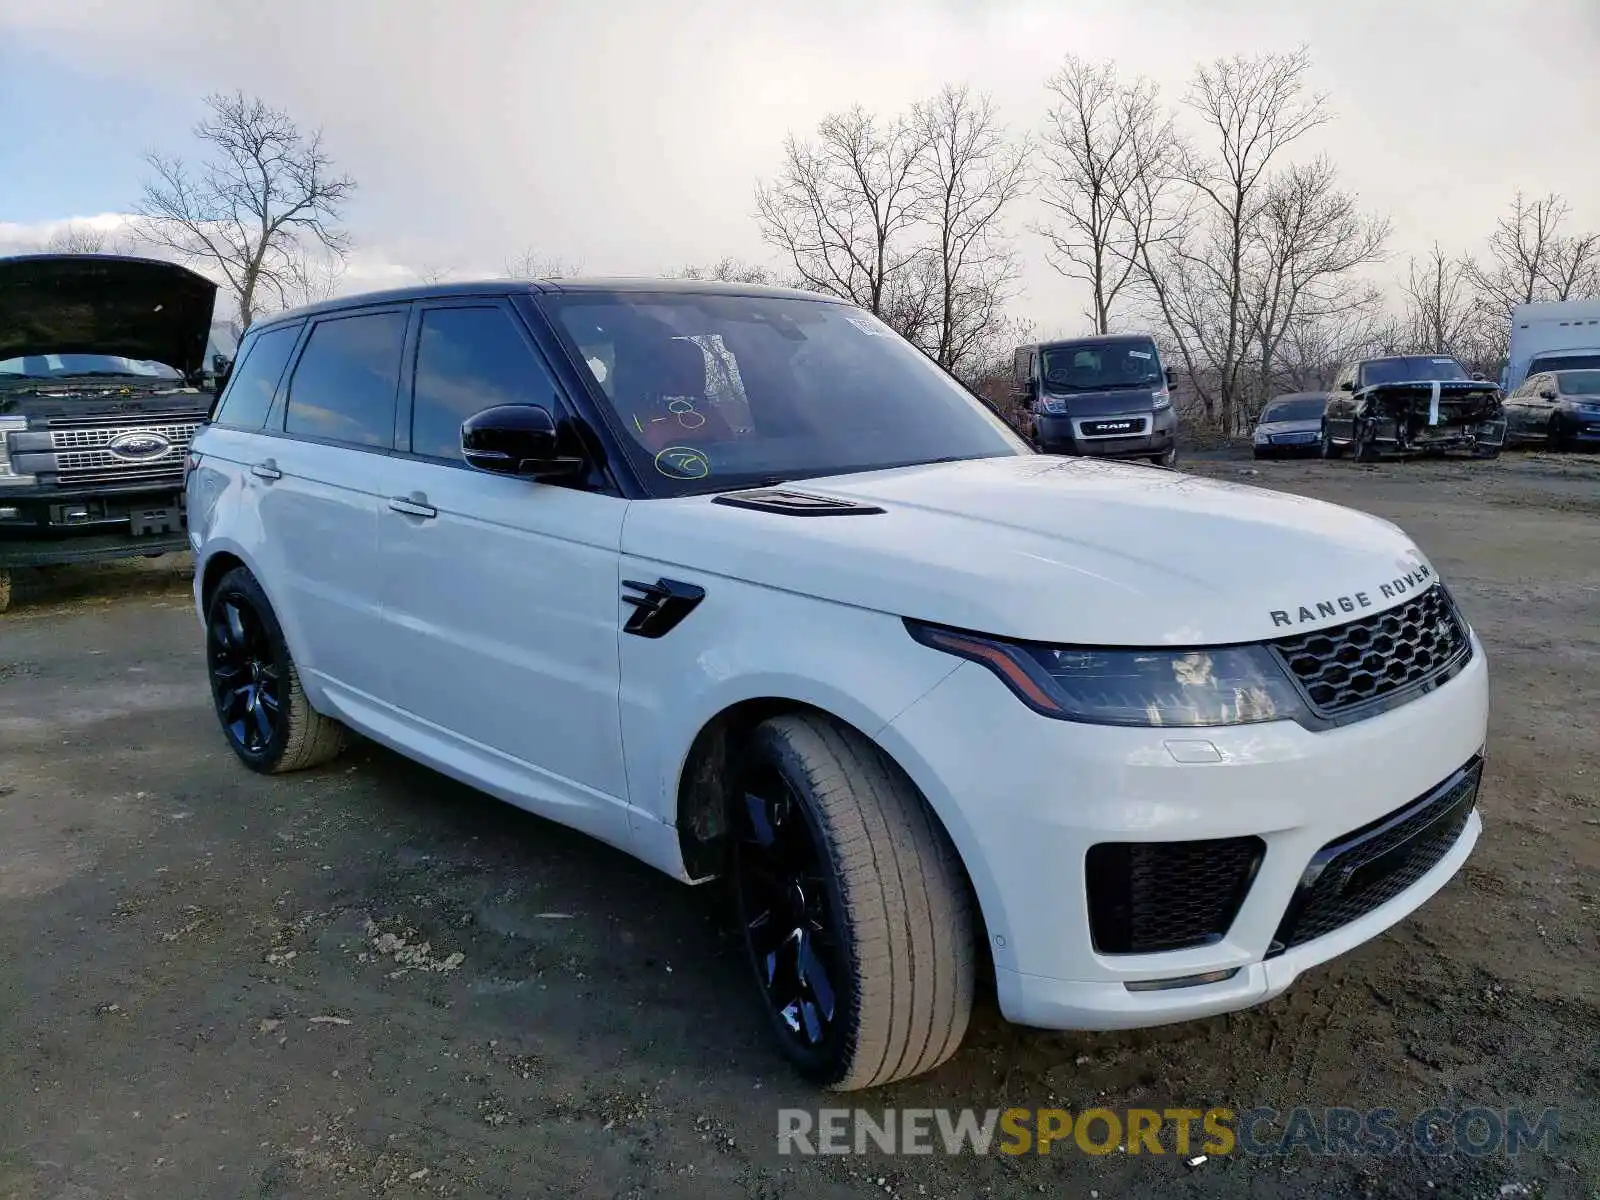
4, 0, 1598, 333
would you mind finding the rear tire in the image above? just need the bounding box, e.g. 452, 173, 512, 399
205, 567, 348, 774
731, 712, 975, 1091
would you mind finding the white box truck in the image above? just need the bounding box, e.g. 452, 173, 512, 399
1502, 299, 1600, 392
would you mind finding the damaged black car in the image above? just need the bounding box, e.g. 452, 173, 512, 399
1320, 354, 1506, 462
0, 254, 220, 612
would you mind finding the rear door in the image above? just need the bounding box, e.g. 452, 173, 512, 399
253, 305, 409, 703
371, 298, 632, 847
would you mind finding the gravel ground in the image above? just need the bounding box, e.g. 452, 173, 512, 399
1, 450, 1596, 1199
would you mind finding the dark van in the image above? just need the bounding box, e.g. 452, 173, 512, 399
1012, 334, 1177, 466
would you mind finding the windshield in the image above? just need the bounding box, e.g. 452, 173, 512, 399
1040, 339, 1163, 392
1359, 356, 1470, 387
1531, 353, 1600, 378
1261, 396, 1326, 423
0, 353, 183, 381
541, 292, 1026, 496
1554, 369, 1600, 396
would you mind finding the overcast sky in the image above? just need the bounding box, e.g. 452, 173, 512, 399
2, 0, 1597, 331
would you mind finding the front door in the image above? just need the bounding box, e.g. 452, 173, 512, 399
373, 300, 631, 848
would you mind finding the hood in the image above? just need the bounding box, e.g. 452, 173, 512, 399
0, 254, 219, 377
622, 456, 1438, 646
1042, 386, 1160, 417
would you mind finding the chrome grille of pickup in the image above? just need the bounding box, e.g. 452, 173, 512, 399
1269, 584, 1472, 718
48, 422, 198, 485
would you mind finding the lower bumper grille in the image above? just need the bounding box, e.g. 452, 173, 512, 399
1086, 836, 1265, 954
1268, 757, 1481, 956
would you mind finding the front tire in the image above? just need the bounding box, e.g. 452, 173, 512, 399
205, 567, 347, 774
1319, 422, 1345, 460
1549, 415, 1571, 453
732, 713, 975, 1091
1352, 419, 1382, 462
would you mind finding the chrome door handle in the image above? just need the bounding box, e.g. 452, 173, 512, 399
389, 492, 437, 519
250, 459, 282, 481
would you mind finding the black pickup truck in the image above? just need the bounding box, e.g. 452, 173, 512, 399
0, 254, 220, 612
1320, 353, 1506, 461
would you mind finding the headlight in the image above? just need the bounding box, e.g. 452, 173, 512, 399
1152, 387, 1172, 411
1253, 430, 1269, 443
905, 620, 1306, 727
0, 415, 35, 487
1040, 394, 1068, 415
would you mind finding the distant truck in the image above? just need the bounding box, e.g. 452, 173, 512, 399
1011, 334, 1178, 466
1502, 299, 1600, 394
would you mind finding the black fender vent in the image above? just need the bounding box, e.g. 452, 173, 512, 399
711, 489, 884, 516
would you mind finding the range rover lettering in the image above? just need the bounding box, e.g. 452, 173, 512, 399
0, 253, 220, 611
188, 278, 1489, 1090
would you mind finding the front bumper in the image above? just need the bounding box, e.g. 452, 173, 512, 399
1035, 408, 1176, 458
879, 631, 1489, 1031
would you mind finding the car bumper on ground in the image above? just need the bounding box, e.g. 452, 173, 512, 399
879, 631, 1490, 1032
1034, 409, 1176, 458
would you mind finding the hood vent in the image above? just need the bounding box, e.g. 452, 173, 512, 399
711, 488, 885, 517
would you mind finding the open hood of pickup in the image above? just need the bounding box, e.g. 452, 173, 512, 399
0, 254, 219, 378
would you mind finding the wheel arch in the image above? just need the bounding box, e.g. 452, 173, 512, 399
673, 695, 995, 972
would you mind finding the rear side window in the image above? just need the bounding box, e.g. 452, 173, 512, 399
411, 306, 559, 461
211, 323, 301, 430
285, 312, 407, 449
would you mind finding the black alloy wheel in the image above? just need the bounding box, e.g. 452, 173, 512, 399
207, 586, 285, 761
733, 764, 845, 1065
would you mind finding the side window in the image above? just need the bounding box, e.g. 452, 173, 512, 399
284, 312, 407, 448
210, 324, 301, 430
410, 306, 560, 461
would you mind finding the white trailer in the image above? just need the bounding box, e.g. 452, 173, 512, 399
1503, 299, 1600, 392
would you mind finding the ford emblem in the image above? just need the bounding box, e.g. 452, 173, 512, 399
107, 431, 172, 462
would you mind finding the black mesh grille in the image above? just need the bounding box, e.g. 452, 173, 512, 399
1270, 584, 1471, 718
1086, 837, 1265, 955
1269, 758, 1481, 955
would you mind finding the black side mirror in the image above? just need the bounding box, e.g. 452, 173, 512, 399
1339, 380, 1354, 392
1470, 371, 1486, 381
1164, 367, 1175, 388
1539, 388, 1558, 400
461, 404, 585, 479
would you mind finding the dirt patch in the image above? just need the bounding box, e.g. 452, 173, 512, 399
1, 455, 1595, 1198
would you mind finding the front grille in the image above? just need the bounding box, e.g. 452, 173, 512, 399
1269, 757, 1481, 955
1086, 836, 1265, 954
1269, 584, 1471, 719
47, 422, 197, 485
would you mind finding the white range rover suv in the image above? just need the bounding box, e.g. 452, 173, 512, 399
186, 279, 1489, 1090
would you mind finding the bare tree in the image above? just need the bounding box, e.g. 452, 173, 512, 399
913, 85, 1029, 374
44, 222, 125, 254
502, 248, 582, 279
1035, 57, 1178, 333
1401, 242, 1479, 353
1244, 156, 1390, 403
415, 263, 456, 284
134, 92, 356, 327
668, 257, 775, 284
281, 249, 346, 308
1467, 191, 1600, 315
754, 106, 930, 320
1136, 47, 1330, 432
